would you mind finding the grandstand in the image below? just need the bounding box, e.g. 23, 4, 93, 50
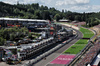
0, 18, 50, 28
77, 41, 100, 66
91, 53, 100, 66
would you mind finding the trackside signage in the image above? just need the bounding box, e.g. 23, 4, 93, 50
50, 55, 76, 64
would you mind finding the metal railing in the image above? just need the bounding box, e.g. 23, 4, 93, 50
66, 27, 97, 66
22, 32, 78, 66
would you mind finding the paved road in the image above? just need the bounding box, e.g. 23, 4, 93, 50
0, 26, 82, 66
33, 27, 83, 66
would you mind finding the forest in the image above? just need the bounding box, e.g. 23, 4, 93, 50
0, 2, 100, 45
0, 2, 100, 27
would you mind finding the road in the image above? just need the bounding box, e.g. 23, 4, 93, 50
0, 26, 82, 66
33, 26, 83, 66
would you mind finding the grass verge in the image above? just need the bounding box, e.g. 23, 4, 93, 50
64, 45, 86, 54
75, 39, 88, 45
80, 27, 94, 38
64, 27, 94, 54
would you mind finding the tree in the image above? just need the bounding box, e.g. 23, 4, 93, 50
34, 10, 41, 19
10, 33, 16, 41
0, 28, 4, 38
54, 14, 60, 21
42, 10, 51, 20
82, 12, 86, 21
14, 8, 20, 14
31, 3, 39, 9
27, 8, 34, 14
0, 37, 6, 46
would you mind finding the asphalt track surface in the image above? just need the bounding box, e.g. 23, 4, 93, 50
33, 26, 83, 66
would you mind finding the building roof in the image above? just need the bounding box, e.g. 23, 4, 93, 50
6, 46, 17, 49
0, 18, 49, 23
59, 19, 69, 22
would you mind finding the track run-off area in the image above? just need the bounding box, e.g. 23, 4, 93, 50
33, 23, 95, 66
64, 27, 94, 54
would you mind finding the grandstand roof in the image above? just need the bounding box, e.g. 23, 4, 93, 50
59, 19, 69, 22
0, 18, 49, 23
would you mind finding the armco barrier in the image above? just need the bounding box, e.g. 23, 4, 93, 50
67, 27, 97, 66
22, 32, 78, 66
67, 43, 92, 66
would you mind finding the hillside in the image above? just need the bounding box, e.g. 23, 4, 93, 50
0, 2, 100, 27
0, 2, 60, 20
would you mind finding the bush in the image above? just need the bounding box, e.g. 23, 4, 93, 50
0, 37, 6, 46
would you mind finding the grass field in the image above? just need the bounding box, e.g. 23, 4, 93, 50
80, 27, 94, 38
57, 22, 94, 54
64, 45, 86, 54
64, 27, 94, 54
75, 39, 88, 44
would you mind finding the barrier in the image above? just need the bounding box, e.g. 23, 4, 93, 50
22, 24, 79, 66
22, 32, 78, 66
67, 27, 97, 66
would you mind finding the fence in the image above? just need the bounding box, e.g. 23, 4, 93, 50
22, 30, 78, 66
66, 27, 97, 66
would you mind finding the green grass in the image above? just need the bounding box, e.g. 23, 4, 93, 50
63, 27, 94, 54
58, 24, 94, 54
80, 27, 94, 38
64, 45, 86, 54
75, 39, 88, 44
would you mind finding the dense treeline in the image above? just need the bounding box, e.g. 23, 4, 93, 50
0, 2, 60, 20
0, 26, 40, 45
0, 27, 29, 45
0, 2, 100, 27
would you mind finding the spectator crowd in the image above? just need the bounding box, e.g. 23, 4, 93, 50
77, 41, 100, 66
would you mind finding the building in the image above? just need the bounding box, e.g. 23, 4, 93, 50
59, 19, 70, 22
0, 18, 74, 63
0, 18, 50, 28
